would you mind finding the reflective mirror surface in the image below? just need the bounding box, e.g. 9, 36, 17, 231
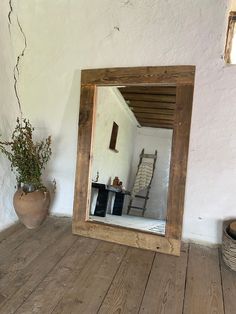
89, 86, 176, 235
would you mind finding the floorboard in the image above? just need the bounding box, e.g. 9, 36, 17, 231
52, 241, 127, 314
183, 244, 224, 314
139, 243, 188, 314
0, 223, 76, 314
0, 218, 235, 314
0, 218, 68, 283
15, 236, 99, 314
98, 247, 155, 314
0, 222, 23, 244
0, 222, 35, 253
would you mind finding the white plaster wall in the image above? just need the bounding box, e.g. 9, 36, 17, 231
92, 87, 137, 187
128, 127, 172, 220
0, 1, 21, 230
2, 0, 236, 243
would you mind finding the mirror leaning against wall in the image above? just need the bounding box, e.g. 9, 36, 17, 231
90, 85, 174, 235
73, 66, 195, 256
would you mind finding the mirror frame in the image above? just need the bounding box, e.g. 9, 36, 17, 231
72, 66, 195, 256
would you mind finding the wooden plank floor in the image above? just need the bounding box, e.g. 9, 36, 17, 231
0, 217, 235, 314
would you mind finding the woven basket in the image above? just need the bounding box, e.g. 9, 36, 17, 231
222, 220, 236, 271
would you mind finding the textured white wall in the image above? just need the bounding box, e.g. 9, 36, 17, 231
0, 1, 21, 230
92, 87, 137, 187
1, 0, 236, 244
129, 127, 172, 220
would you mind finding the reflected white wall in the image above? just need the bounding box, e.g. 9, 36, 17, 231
92, 87, 137, 187
0, 1, 20, 230
128, 127, 173, 220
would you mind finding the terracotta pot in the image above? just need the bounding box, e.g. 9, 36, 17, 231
13, 188, 50, 229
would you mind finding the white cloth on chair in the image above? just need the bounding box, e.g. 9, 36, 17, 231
131, 161, 154, 198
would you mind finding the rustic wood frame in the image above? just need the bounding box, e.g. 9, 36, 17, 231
72, 66, 195, 256
225, 11, 236, 64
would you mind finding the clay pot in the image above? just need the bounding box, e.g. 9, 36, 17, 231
13, 188, 50, 229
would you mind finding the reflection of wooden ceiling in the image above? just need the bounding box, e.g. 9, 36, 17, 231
118, 86, 176, 129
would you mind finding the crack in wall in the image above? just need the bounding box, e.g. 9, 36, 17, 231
102, 25, 120, 41
8, 0, 27, 117
8, 0, 13, 32
13, 16, 27, 116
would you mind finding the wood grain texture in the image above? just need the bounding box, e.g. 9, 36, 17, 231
139, 244, 189, 314
224, 12, 236, 64
129, 101, 175, 110
0, 222, 23, 244
220, 251, 236, 314
0, 218, 68, 282
183, 244, 224, 314
119, 83, 176, 128
131, 108, 174, 115
119, 86, 176, 95
138, 118, 173, 125
73, 66, 195, 256
135, 113, 174, 121
0, 218, 230, 314
72, 85, 95, 222
0, 222, 36, 253
166, 84, 194, 240
81, 66, 195, 86
98, 247, 155, 314
73, 220, 180, 256
15, 237, 99, 314
0, 224, 76, 314
52, 242, 127, 314
120, 93, 176, 103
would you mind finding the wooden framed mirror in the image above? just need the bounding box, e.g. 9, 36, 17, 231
73, 66, 195, 256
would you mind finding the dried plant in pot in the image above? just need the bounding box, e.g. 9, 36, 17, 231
0, 118, 52, 228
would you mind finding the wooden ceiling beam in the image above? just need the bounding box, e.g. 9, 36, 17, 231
122, 93, 176, 103
140, 120, 173, 125
119, 86, 176, 95
128, 101, 175, 110
132, 108, 174, 116
118, 86, 177, 130
140, 122, 173, 130
135, 113, 175, 121
138, 117, 173, 125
